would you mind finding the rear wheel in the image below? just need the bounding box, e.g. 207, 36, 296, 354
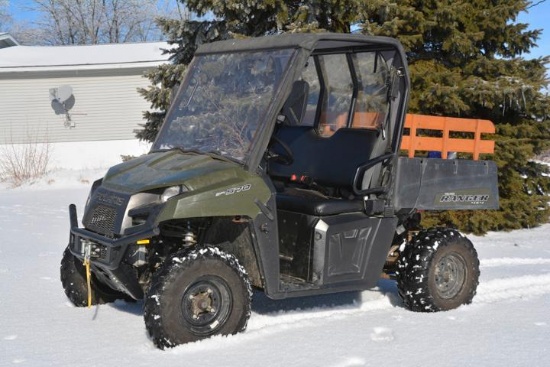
60, 246, 128, 306
144, 247, 252, 349
396, 228, 480, 312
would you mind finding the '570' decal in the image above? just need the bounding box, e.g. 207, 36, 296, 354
215, 184, 252, 197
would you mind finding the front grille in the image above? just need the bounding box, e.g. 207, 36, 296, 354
87, 204, 117, 236
82, 188, 129, 237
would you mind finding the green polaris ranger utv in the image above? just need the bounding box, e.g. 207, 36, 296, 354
61, 33, 499, 349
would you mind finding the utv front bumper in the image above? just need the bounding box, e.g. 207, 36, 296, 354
68, 204, 159, 299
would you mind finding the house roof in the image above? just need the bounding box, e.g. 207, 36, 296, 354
0, 41, 171, 72
0, 33, 19, 49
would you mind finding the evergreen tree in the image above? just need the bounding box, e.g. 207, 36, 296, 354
137, 0, 549, 233
136, 19, 230, 142
136, 1, 287, 142
136, 0, 361, 142
361, 0, 550, 233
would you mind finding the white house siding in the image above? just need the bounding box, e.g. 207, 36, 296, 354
0, 68, 153, 144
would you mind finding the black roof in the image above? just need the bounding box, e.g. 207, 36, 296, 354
195, 32, 405, 55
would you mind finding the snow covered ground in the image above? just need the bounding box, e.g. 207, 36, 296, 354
1, 170, 549, 367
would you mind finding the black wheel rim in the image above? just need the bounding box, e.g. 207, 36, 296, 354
434, 252, 467, 299
180, 276, 232, 336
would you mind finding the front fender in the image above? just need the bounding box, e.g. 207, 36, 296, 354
157, 174, 272, 222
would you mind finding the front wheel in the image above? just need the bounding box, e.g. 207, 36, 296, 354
396, 228, 480, 312
60, 246, 128, 306
144, 247, 252, 349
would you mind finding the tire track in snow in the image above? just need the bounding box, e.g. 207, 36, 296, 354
477, 257, 550, 303
474, 273, 550, 304
247, 290, 396, 333
178, 291, 399, 352
481, 257, 550, 268
194, 256, 550, 346
247, 271, 550, 335
178, 272, 550, 351
172, 289, 398, 350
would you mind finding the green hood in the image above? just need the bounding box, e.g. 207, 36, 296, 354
102, 151, 243, 193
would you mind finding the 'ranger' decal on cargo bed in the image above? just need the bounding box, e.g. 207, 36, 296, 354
437, 192, 490, 205
216, 184, 252, 197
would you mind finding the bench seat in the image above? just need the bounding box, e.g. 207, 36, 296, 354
276, 188, 364, 216
269, 126, 383, 216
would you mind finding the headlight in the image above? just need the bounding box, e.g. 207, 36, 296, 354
160, 185, 188, 202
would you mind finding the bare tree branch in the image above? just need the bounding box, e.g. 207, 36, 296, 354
0, 0, 10, 31
25, 0, 176, 45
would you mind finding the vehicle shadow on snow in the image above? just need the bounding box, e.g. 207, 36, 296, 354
99, 279, 403, 317
251, 278, 402, 315
107, 299, 144, 316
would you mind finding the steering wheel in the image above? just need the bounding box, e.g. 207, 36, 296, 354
267, 135, 294, 165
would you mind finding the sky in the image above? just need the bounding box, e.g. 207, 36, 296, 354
517, 0, 550, 60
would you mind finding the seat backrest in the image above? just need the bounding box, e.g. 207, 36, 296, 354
269, 127, 379, 191
281, 80, 309, 126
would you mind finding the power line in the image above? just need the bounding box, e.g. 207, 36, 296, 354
527, 0, 548, 9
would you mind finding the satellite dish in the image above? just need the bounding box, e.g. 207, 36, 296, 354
49, 85, 76, 127
51, 100, 65, 115
49, 85, 75, 115
62, 94, 75, 111
57, 85, 73, 103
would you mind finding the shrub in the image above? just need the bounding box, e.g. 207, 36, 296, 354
0, 140, 51, 187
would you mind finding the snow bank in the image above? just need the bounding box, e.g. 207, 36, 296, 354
47, 139, 151, 170
1, 139, 150, 190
